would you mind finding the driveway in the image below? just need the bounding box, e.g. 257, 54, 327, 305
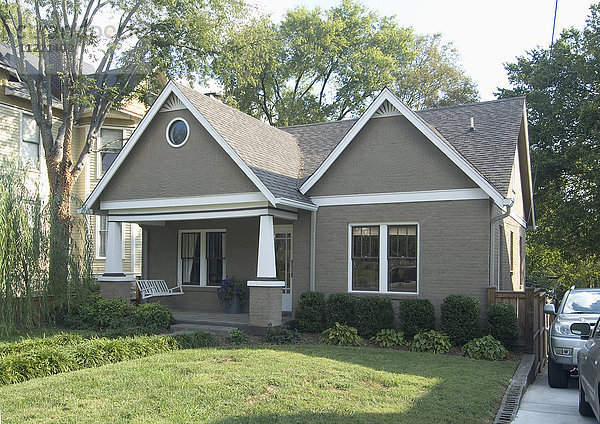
513, 371, 597, 423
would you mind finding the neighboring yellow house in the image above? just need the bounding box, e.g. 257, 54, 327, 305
0, 43, 146, 280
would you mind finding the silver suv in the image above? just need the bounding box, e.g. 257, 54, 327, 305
545, 287, 600, 388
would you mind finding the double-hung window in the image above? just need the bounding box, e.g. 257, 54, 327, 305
350, 224, 419, 294
20, 113, 40, 167
97, 215, 108, 258
97, 128, 123, 177
179, 230, 225, 286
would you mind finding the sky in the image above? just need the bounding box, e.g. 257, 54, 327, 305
247, 0, 596, 100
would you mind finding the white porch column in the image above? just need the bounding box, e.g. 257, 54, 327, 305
256, 214, 277, 280
248, 215, 284, 327
105, 221, 124, 276
98, 219, 134, 299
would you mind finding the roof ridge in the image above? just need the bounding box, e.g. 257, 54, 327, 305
416, 96, 526, 113
281, 118, 358, 129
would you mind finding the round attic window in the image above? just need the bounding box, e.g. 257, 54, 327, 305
166, 118, 189, 147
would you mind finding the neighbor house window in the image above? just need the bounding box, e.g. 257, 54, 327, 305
350, 224, 419, 294
179, 230, 225, 286
20, 113, 40, 166
97, 215, 108, 258
97, 128, 123, 177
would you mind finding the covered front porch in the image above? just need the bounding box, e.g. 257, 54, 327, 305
96, 195, 312, 328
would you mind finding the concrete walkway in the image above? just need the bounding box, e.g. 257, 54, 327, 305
513, 371, 596, 423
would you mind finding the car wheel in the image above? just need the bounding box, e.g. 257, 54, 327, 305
579, 382, 595, 417
548, 358, 569, 388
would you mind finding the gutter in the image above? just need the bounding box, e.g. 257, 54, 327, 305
489, 198, 514, 288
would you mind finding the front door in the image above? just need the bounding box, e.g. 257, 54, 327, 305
275, 225, 293, 312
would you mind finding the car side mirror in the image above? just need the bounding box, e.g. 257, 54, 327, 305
544, 304, 556, 315
572, 322, 591, 339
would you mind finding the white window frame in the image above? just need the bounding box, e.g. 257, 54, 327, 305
347, 222, 420, 295
96, 127, 125, 179
20, 111, 41, 168
166, 117, 190, 148
177, 229, 226, 287
95, 216, 125, 260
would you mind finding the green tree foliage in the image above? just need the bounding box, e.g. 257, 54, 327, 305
213, 0, 477, 126
498, 4, 600, 291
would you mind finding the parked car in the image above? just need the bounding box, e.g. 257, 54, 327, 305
544, 287, 600, 388
577, 318, 600, 420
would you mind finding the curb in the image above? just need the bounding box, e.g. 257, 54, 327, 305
493, 354, 536, 424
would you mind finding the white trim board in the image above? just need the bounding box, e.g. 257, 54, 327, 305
312, 188, 488, 207
299, 88, 507, 209
107, 207, 298, 222
82, 81, 278, 212
100, 192, 267, 211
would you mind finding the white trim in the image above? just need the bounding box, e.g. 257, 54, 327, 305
107, 207, 298, 222
82, 82, 277, 212
522, 104, 536, 228
309, 210, 317, 292
299, 88, 506, 208
275, 197, 318, 211
347, 222, 420, 296
247, 280, 285, 287
312, 188, 488, 207
95, 215, 108, 259
177, 228, 226, 287
100, 192, 267, 211
165, 117, 190, 148
509, 210, 528, 229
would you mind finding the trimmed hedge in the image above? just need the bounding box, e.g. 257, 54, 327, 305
397, 299, 436, 339
354, 296, 394, 338
326, 293, 357, 327
485, 303, 520, 348
295, 292, 327, 332
440, 295, 481, 346
0, 330, 219, 385
54, 295, 173, 333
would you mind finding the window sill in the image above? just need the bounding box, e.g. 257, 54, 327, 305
348, 290, 419, 296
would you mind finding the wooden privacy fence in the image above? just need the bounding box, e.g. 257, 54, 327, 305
487, 287, 550, 374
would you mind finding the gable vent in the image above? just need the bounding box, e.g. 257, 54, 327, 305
374, 100, 400, 118
160, 94, 186, 113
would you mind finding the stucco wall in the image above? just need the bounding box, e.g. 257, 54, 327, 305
308, 115, 477, 196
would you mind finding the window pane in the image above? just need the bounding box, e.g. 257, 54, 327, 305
98, 216, 108, 257
206, 232, 224, 286
20, 141, 39, 163
388, 225, 418, 293
352, 258, 379, 291
181, 233, 201, 284
100, 129, 123, 174
407, 234, 417, 257
22, 115, 39, 143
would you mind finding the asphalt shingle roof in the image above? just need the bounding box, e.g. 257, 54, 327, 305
176, 82, 524, 205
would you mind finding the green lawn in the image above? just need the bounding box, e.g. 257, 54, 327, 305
0, 345, 516, 423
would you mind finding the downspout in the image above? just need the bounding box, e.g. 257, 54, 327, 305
489, 198, 514, 289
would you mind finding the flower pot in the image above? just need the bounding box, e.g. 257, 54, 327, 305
227, 292, 243, 314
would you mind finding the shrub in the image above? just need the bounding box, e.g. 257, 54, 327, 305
370, 329, 404, 347
354, 296, 394, 338
397, 298, 436, 339
227, 329, 250, 346
295, 292, 326, 332
409, 330, 451, 354
54, 295, 172, 333
326, 293, 357, 327
322, 323, 363, 346
462, 335, 508, 361
171, 331, 219, 349
102, 326, 149, 339
440, 295, 481, 345
264, 326, 300, 345
485, 303, 520, 348
134, 302, 173, 332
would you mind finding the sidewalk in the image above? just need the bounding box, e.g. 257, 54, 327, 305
512, 371, 596, 423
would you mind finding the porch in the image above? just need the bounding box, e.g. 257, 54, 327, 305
96, 194, 313, 328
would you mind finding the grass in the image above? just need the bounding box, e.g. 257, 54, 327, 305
0, 345, 517, 423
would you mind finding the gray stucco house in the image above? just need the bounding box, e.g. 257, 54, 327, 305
82, 81, 534, 327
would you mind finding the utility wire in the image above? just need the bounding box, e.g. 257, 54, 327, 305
550, 0, 559, 54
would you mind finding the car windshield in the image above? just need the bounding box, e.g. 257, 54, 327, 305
562, 291, 600, 314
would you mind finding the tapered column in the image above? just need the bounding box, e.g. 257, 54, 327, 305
98, 219, 134, 299
248, 215, 284, 327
